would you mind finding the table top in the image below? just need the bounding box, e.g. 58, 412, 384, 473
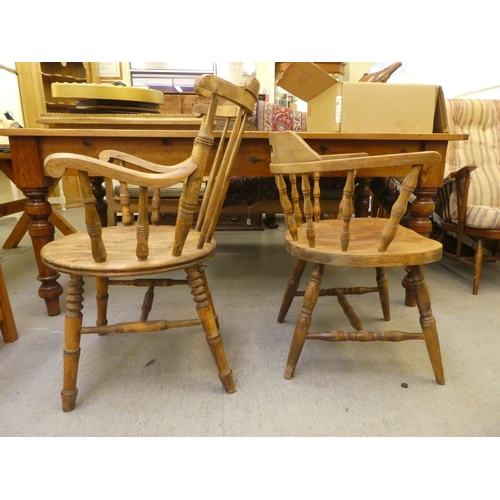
36, 113, 203, 129
0, 128, 468, 142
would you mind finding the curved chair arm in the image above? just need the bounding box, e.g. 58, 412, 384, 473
44, 153, 198, 189
271, 150, 441, 175
449, 165, 477, 179
319, 153, 369, 160
269, 131, 441, 174
444, 164, 477, 183
98, 150, 196, 175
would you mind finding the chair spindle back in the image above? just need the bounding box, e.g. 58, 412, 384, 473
269, 130, 441, 253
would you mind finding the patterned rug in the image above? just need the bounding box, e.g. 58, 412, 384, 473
253, 100, 307, 132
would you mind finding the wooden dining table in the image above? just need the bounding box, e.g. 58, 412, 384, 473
0, 128, 467, 316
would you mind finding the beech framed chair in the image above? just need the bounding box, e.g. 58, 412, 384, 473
269, 130, 445, 384
40, 74, 259, 411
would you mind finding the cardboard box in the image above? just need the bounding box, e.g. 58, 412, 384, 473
277, 62, 448, 133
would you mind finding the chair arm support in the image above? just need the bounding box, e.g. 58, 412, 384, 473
443, 165, 476, 236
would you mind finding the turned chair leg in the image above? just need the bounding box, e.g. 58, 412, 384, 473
375, 267, 390, 321
285, 263, 324, 380
278, 258, 307, 324
140, 283, 155, 321
264, 214, 279, 229
199, 265, 219, 330
473, 238, 483, 295
186, 265, 234, 393
96, 276, 109, 329
411, 265, 445, 385
62, 274, 85, 412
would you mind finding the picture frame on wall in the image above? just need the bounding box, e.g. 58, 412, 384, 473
99, 62, 123, 80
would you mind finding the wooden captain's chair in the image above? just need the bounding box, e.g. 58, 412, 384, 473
0, 261, 18, 343
40, 74, 259, 412
269, 131, 445, 384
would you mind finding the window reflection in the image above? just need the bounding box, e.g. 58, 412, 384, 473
129, 62, 255, 93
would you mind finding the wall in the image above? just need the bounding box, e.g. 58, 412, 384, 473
0, 63, 24, 204
255, 63, 274, 101
0, 64, 25, 140
393, 61, 500, 99
345, 62, 373, 82
337, 62, 500, 99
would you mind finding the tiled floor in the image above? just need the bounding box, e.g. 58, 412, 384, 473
1, 208, 499, 437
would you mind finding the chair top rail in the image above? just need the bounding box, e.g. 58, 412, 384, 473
194, 75, 260, 115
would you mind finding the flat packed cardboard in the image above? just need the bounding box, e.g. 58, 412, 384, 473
277, 62, 448, 134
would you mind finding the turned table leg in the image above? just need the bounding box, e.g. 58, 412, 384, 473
23, 187, 63, 316
403, 186, 436, 307
355, 177, 372, 217
90, 176, 108, 227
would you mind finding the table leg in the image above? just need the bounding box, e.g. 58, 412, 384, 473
2, 206, 77, 249
354, 178, 372, 217
403, 186, 436, 306
23, 187, 63, 316
2, 211, 30, 249
90, 176, 108, 227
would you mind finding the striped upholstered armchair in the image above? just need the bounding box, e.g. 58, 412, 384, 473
437, 99, 500, 294
370, 99, 500, 294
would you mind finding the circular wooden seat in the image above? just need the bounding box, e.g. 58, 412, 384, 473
41, 226, 217, 277
285, 218, 442, 268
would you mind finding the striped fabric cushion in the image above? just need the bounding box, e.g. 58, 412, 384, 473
444, 99, 500, 222
438, 183, 500, 228
466, 205, 500, 229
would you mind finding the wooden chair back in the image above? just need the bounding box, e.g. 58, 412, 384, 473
269, 131, 441, 252
44, 75, 260, 263
358, 62, 402, 82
